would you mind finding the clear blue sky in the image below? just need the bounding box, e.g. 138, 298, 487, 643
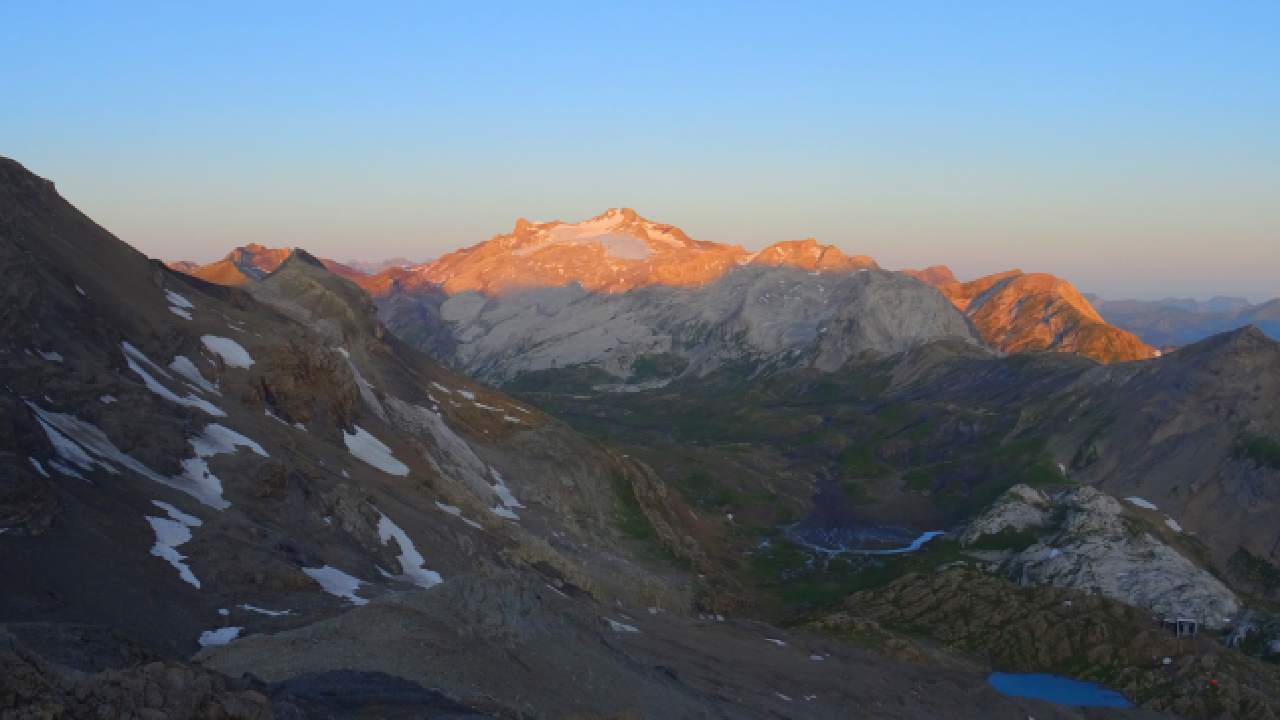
3, 1, 1277, 299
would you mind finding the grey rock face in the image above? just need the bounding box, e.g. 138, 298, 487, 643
971, 485, 1241, 628
380, 266, 981, 385
959, 484, 1052, 546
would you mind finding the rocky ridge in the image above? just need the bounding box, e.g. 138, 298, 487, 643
916, 269, 1158, 363
963, 485, 1239, 628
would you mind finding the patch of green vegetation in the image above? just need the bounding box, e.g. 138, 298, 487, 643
748, 538, 968, 616
1229, 547, 1280, 595
794, 431, 823, 446
898, 435, 1067, 519
1237, 434, 1280, 470
610, 472, 656, 542
609, 471, 695, 570
903, 467, 935, 492
966, 527, 1040, 552
671, 469, 740, 510
627, 352, 688, 382
1071, 441, 1099, 470
505, 364, 616, 393
837, 444, 891, 479
841, 479, 874, 505
1004, 353, 1037, 367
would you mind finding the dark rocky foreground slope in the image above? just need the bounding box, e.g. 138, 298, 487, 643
0, 158, 1142, 718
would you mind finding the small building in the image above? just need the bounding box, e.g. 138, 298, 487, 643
1162, 617, 1198, 637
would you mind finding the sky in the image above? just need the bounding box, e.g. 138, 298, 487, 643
2, 1, 1278, 300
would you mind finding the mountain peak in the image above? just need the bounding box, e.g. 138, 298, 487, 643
750, 238, 879, 272
930, 269, 1155, 363
902, 265, 957, 286
589, 207, 640, 222
285, 248, 327, 269
169, 244, 368, 287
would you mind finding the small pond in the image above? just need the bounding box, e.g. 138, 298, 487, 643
783, 524, 945, 557
988, 672, 1131, 708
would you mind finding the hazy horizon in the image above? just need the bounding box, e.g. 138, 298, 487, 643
4, 2, 1277, 302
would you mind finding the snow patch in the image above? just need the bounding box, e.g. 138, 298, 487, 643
334, 347, 387, 420
766, 638, 787, 646
146, 500, 203, 588
37, 350, 64, 363
169, 306, 192, 320
343, 425, 408, 476
47, 459, 85, 479
169, 355, 219, 394
376, 510, 444, 589
489, 468, 524, 520
434, 501, 483, 529
29, 458, 49, 478
606, 618, 640, 633
165, 290, 194, 309
1165, 516, 1184, 533
201, 335, 254, 368
122, 342, 224, 416
32, 411, 263, 508
197, 627, 241, 647
169, 425, 267, 509
302, 565, 369, 605
1125, 496, 1158, 511
239, 603, 292, 616
384, 399, 521, 520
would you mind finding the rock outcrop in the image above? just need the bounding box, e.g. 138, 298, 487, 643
964, 485, 1240, 628
959, 484, 1052, 546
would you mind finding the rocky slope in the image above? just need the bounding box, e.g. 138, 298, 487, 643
381, 264, 980, 385
826, 568, 1280, 719
963, 485, 1239, 627
0, 155, 683, 648
910, 268, 1157, 363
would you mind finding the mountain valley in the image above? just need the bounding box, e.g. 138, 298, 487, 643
5, 157, 1280, 719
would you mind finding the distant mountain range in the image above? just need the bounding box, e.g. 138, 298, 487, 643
170, 209, 1163, 369
1088, 294, 1280, 347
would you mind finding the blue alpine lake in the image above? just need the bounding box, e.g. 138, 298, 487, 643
988, 672, 1131, 708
